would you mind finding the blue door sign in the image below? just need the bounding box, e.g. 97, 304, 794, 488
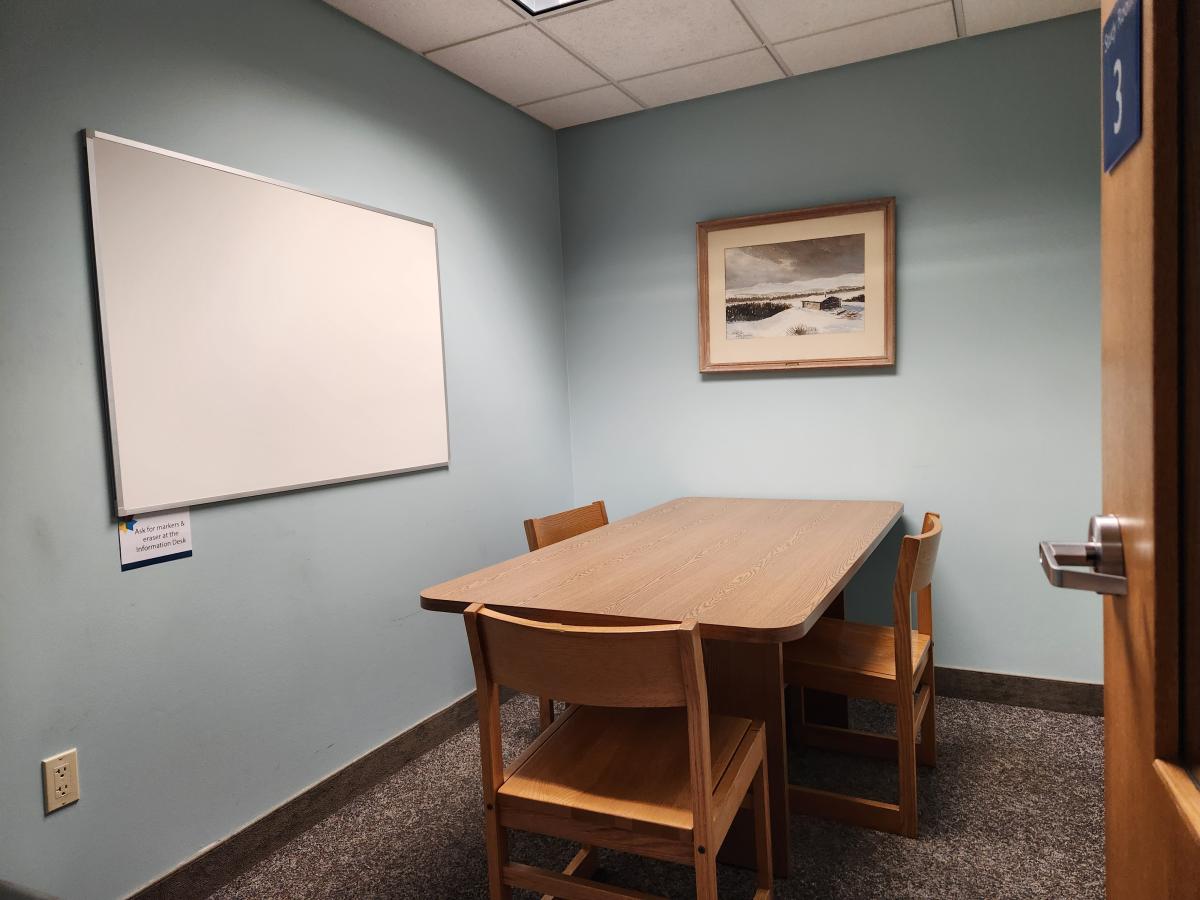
1103, 0, 1142, 173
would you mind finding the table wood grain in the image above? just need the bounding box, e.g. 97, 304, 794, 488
421, 497, 903, 643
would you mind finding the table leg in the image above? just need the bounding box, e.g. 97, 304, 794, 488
703, 638, 790, 878
798, 592, 850, 729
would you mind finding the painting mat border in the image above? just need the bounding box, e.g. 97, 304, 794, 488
697, 197, 896, 373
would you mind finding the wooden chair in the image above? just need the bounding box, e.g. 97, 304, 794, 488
523, 500, 609, 729
524, 499, 609, 554
783, 512, 942, 839
463, 603, 774, 900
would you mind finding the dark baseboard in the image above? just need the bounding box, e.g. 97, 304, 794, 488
0, 879, 59, 900
936, 666, 1103, 717
128, 689, 489, 900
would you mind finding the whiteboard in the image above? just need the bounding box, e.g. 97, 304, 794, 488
86, 132, 449, 516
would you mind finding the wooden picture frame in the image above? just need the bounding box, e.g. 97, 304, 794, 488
697, 197, 895, 373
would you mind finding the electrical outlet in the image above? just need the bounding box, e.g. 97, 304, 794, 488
42, 748, 79, 813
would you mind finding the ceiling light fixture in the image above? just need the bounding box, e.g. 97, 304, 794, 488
508, 0, 591, 15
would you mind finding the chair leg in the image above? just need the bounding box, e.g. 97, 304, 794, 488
895, 688, 919, 839
752, 759, 774, 898
917, 654, 937, 768
694, 846, 719, 900
538, 696, 554, 731
786, 684, 806, 749
484, 806, 512, 900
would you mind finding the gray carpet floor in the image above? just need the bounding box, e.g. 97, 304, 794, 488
209, 695, 1104, 899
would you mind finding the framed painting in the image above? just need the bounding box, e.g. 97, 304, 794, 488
697, 197, 895, 372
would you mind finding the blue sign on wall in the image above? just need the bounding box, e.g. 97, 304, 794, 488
1102, 0, 1142, 172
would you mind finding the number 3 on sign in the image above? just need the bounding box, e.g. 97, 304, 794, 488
1102, 0, 1140, 172
1112, 58, 1122, 135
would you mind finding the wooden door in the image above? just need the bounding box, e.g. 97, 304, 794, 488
1100, 0, 1200, 895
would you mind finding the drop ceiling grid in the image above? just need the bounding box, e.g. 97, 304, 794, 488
779, 3, 959, 76
503, 0, 948, 125
325, 0, 1100, 128
515, 0, 648, 112
725, 0, 794, 77
950, 0, 967, 35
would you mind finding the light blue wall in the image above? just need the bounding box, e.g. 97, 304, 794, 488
556, 14, 1102, 683
2, 6, 1103, 897
0, 2, 571, 897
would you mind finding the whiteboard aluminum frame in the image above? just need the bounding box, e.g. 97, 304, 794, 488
85, 129, 451, 517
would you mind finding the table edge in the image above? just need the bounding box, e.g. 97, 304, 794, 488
419, 499, 905, 643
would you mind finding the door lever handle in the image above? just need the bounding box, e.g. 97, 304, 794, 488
1038, 515, 1128, 595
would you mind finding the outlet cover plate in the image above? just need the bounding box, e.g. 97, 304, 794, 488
42, 748, 79, 813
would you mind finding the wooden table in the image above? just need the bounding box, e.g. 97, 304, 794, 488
421, 496, 903, 877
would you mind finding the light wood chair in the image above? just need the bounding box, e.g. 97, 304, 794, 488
783, 512, 942, 838
524, 499, 609, 554
463, 603, 774, 900
523, 500, 609, 729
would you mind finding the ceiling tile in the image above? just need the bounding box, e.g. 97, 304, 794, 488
427, 26, 606, 106
520, 85, 642, 129
540, 0, 761, 81
622, 49, 783, 108
775, 2, 957, 76
961, 0, 1098, 36
735, 0, 932, 44
325, 0, 524, 54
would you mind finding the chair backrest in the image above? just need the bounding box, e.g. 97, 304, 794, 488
524, 500, 609, 551
907, 511, 942, 595
892, 512, 943, 683
464, 604, 698, 709
463, 603, 716, 838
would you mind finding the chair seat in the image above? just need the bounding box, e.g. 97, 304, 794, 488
784, 619, 931, 683
497, 705, 752, 833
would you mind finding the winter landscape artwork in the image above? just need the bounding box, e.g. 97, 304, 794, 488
724, 234, 866, 339
698, 198, 895, 372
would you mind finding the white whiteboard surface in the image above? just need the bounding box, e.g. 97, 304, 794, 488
87, 131, 449, 516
